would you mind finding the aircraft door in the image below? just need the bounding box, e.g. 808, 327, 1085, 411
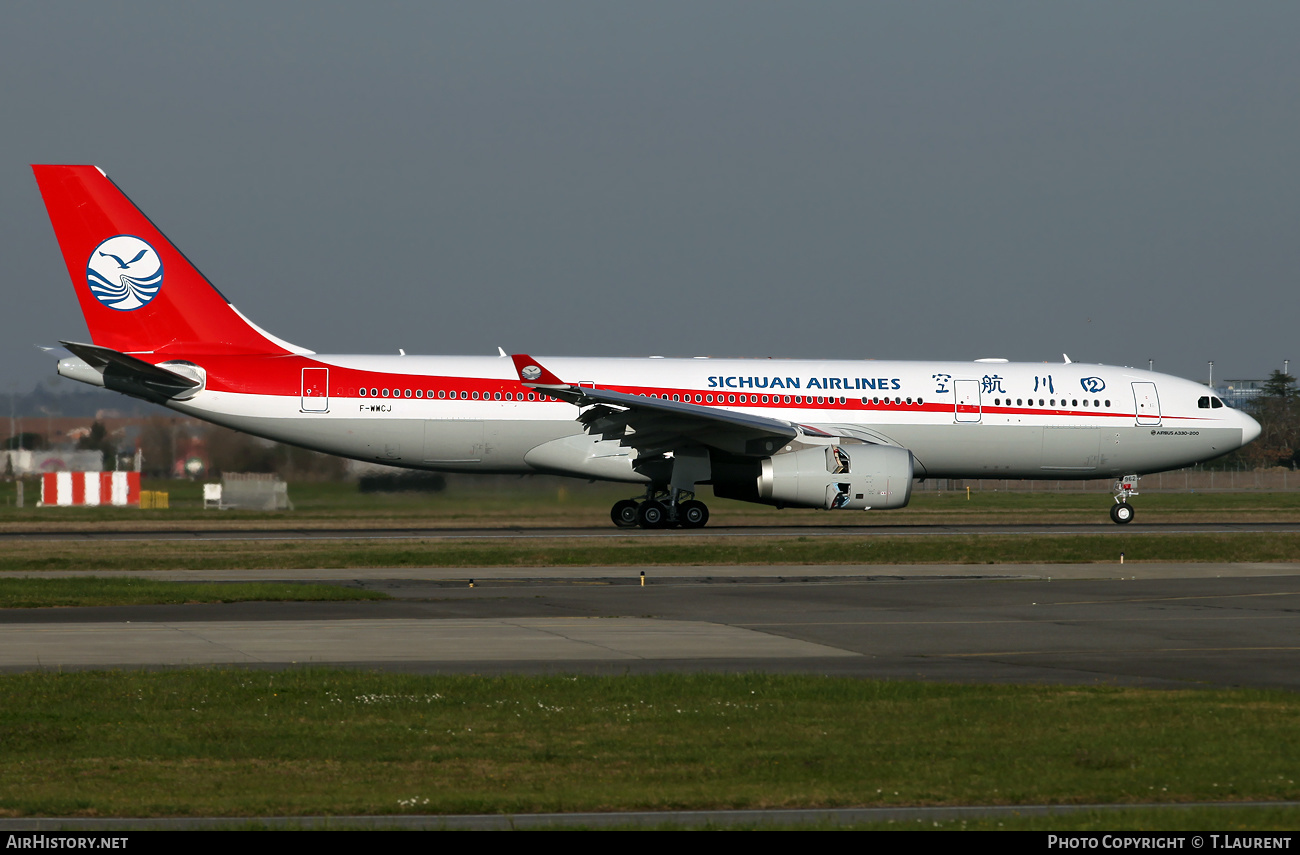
301, 368, 329, 413
1132, 382, 1161, 426
954, 379, 981, 423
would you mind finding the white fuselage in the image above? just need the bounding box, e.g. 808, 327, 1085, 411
167, 354, 1259, 483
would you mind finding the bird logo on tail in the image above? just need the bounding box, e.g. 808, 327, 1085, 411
85, 235, 163, 311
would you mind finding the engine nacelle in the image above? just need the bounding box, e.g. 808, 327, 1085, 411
757, 444, 913, 510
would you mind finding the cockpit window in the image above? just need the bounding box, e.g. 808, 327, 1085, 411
1211, 397, 1224, 409
1198, 396, 1210, 409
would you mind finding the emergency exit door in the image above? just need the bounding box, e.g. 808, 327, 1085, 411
301, 367, 329, 413
1132, 382, 1161, 426
954, 379, 981, 423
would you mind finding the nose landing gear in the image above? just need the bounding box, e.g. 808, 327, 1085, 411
1110, 475, 1138, 524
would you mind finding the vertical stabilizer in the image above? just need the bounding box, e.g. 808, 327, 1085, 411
32, 165, 300, 356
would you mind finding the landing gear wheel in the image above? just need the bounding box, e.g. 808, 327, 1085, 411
1110, 503, 1135, 525
611, 499, 640, 528
637, 500, 669, 529
679, 500, 709, 529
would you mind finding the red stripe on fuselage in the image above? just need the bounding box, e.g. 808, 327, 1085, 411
174, 354, 1231, 423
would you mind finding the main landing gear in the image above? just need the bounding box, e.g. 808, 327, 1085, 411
610, 489, 710, 529
1109, 475, 1139, 525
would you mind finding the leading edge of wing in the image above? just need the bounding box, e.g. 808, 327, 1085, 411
510, 353, 814, 452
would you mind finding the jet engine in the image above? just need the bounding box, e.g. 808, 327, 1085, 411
714, 443, 913, 510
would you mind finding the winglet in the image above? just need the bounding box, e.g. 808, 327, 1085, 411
510, 354, 566, 386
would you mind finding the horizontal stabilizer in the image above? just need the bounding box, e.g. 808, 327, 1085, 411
59, 341, 202, 403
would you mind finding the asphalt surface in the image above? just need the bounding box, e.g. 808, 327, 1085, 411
4, 521, 1300, 541
4, 563, 1299, 689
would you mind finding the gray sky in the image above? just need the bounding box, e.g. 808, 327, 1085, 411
4, 2, 1297, 395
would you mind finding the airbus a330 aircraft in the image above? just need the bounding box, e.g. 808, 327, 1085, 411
32, 165, 1262, 528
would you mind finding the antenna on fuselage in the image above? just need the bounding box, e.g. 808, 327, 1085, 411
1063, 353, 1072, 364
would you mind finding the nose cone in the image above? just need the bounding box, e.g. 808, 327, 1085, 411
1239, 410, 1262, 446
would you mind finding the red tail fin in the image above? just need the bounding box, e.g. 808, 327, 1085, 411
32, 165, 298, 357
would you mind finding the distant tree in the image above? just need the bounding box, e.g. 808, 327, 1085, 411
4, 432, 46, 451
1244, 371, 1300, 469
204, 425, 347, 481
76, 421, 116, 469
207, 426, 278, 476
137, 418, 176, 478
1261, 370, 1298, 400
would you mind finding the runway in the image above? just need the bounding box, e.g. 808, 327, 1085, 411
4, 520, 1300, 542
3, 563, 1299, 689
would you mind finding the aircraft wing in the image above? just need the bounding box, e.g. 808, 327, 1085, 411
511, 354, 830, 458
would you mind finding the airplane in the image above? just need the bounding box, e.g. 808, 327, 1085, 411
31, 164, 1262, 528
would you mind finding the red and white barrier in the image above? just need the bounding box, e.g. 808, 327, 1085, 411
40, 472, 141, 507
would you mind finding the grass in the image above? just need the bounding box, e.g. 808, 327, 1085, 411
1, 670, 1298, 819
1, 532, 1298, 572
0, 577, 388, 608
3, 479, 1300, 531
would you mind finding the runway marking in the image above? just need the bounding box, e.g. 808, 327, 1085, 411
738, 614, 1300, 627
945, 646, 1300, 658
1038, 591, 1300, 606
